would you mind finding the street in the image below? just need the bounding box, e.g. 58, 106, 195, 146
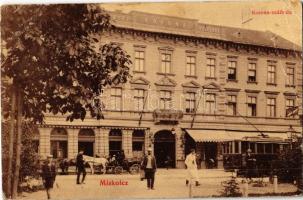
18, 169, 298, 199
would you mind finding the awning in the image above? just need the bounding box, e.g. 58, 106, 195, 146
185, 129, 232, 142
185, 129, 288, 142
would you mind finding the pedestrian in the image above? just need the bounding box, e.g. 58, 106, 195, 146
41, 155, 56, 199
245, 149, 256, 183
76, 149, 86, 184
164, 155, 172, 170
185, 149, 201, 186
141, 147, 157, 190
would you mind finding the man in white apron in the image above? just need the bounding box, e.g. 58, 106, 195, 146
185, 149, 201, 186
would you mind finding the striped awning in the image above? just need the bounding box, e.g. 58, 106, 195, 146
185, 129, 232, 142
185, 129, 288, 142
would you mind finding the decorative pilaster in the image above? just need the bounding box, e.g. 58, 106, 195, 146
95, 129, 102, 157
39, 127, 51, 159
99, 128, 109, 157
67, 128, 78, 159
145, 129, 152, 154
122, 130, 133, 159
175, 128, 185, 168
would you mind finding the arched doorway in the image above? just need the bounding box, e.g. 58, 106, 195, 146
154, 130, 175, 168
51, 128, 68, 159
78, 129, 95, 156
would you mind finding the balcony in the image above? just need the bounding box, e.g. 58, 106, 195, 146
153, 109, 183, 124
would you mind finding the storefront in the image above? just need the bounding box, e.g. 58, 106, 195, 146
184, 129, 291, 169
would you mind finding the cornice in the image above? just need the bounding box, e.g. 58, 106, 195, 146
110, 26, 301, 59
245, 89, 261, 93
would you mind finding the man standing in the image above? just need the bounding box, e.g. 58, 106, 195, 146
245, 149, 256, 183
185, 149, 201, 186
76, 149, 86, 184
41, 155, 56, 199
141, 147, 157, 190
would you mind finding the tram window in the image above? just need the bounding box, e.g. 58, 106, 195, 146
235, 141, 239, 153
257, 143, 264, 154
250, 143, 255, 153
265, 143, 272, 153
241, 142, 248, 153
273, 144, 280, 153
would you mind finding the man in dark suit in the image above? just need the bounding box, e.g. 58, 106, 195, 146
245, 149, 256, 183
76, 149, 86, 184
41, 155, 56, 199
141, 147, 157, 190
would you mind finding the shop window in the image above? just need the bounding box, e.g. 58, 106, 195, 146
133, 142, 143, 151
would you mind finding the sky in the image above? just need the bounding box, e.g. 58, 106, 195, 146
101, 0, 302, 46
0, 0, 301, 46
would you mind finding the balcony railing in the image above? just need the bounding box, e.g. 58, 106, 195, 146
153, 109, 183, 124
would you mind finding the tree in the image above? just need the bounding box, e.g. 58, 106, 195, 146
1, 4, 131, 198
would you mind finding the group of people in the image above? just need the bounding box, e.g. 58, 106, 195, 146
41, 147, 256, 198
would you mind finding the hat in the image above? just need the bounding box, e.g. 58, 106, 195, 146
247, 149, 252, 153
47, 155, 53, 158
147, 147, 152, 152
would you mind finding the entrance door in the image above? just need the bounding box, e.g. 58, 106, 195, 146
204, 142, 217, 168
154, 130, 175, 168
78, 142, 94, 156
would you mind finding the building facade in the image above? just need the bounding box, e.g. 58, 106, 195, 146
37, 11, 302, 169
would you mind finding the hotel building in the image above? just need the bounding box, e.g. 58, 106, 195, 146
37, 11, 302, 169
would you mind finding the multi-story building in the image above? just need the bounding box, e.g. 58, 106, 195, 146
37, 11, 302, 169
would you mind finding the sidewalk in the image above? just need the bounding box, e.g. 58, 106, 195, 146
18, 169, 299, 200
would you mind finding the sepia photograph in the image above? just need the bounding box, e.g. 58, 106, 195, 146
1, 0, 302, 199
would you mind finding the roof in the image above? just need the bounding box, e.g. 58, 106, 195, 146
108, 10, 301, 52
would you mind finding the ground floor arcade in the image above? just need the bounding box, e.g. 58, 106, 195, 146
36, 126, 298, 169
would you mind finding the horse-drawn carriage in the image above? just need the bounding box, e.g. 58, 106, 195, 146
83, 155, 141, 175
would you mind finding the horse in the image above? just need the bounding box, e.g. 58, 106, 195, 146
83, 155, 108, 174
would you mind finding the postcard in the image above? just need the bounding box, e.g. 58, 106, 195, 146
1, 1, 302, 199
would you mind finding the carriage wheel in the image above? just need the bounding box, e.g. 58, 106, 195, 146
129, 164, 140, 174
114, 166, 123, 174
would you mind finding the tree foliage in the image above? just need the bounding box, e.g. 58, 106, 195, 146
1, 4, 131, 123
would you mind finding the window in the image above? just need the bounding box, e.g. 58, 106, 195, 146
205, 94, 216, 114
286, 66, 295, 86
227, 61, 237, 80
161, 53, 171, 74
248, 63, 256, 82
286, 99, 295, 118
186, 56, 196, 76
160, 90, 172, 109
267, 64, 276, 84
185, 92, 196, 113
247, 96, 257, 116
227, 95, 237, 116
134, 51, 145, 72
111, 88, 122, 111
134, 89, 145, 111
266, 98, 276, 117
206, 58, 216, 78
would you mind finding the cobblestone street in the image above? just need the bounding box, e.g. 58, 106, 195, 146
18, 169, 298, 199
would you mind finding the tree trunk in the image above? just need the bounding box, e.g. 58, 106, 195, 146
12, 88, 23, 199
7, 87, 16, 198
